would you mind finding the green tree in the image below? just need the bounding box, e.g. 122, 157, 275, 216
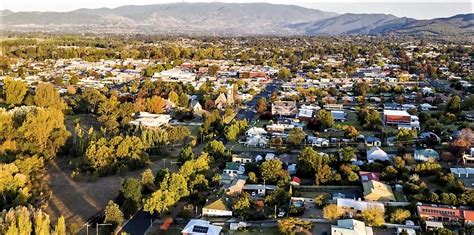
248, 172, 257, 183
297, 147, 329, 176
168, 126, 191, 145
261, 159, 286, 183
316, 110, 334, 130
446, 95, 461, 113
104, 200, 124, 227
315, 164, 333, 186
288, 128, 306, 146
3, 77, 28, 106
278, 67, 292, 79
120, 178, 142, 203
204, 140, 227, 160
232, 192, 251, 217
396, 129, 417, 142
323, 204, 343, 220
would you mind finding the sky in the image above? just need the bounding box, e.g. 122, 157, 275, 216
1, 0, 472, 19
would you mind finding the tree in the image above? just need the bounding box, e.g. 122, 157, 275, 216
257, 98, 267, 114
343, 125, 359, 139
141, 169, 155, 187
168, 126, 191, 145
261, 159, 286, 183
104, 200, 124, 227
120, 178, 142, 203
339, 147, 356, 162
316, 110, 334, 130
396, 129, 417, 142
179, 145, 195, 164
277, 217, 313, 235
52, 216, 66, 235
248, 172, 257, 183
208, 65, 220, 77
33, 83, 66, 111
4, 77, 28, 106
389, 209, 411, 223
168, 91, 179, 104
361, 207, 385, 226
145, 96, 166, 114
278, 67, 292, 79
297, 147, 329, 176
204, 140, 227, 160
288, 128, 306, 146
315, 164, 333, 186
446, 95, 461, 114
323, 204, 343, 220
232, 192, 251, 217
34, 210, 51, 235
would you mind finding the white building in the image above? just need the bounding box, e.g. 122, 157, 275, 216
129, 112, 172, 128
366, 147, 389, 162
332, 219, 373, 235
182, 219, 222, 235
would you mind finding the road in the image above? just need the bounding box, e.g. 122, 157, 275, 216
235, 79, 281, 121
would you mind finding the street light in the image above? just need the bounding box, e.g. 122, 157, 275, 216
96, 223, 112, 235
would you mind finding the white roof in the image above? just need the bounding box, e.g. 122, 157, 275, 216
182, 219, 222, 235
332, 219, 373, 235
383, 110, 410, 116
450, 167, 474, 175
337, 198, 385, 212
366, 147, 389, 161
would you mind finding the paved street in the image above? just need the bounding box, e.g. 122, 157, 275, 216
235, 79, 281, 121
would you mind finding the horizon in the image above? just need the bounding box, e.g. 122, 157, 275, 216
1, 0, 473, 20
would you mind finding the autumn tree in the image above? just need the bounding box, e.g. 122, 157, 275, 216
33, 83, 66, 111
261, 159, 287, 183
257, 98, 267, 114
361, 207, 385, 226
316, 109, 334, 130
323, 204, 343, 220
145, 96, 167, 114
389, 209, 411, 223
287, 128, 306, 146
277, 217, 313, 235
446, 95, 461, 114
104, 200, 124, 227
3, 77, 28, 106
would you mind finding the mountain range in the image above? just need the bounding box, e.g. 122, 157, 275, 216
0, 2, 472, 36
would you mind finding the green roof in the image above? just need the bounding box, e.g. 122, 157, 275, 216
225, 162, 240, 171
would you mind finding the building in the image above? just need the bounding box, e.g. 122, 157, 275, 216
362, 180, 395, 202
366, 147, 389, 162
129, 112, 172, 128
331, 219, 373, 235
359, 171, 381, 183
414, 149, 440, 162
365, 136, 381, 147
223, 162, 245, 175
271, 101, 297, 117
382, 110, 419, 130
417, 204, 463, 225
226, 177, 247, 196
182, 219, 223, 235
232, 154, 253, 164
297, 108, 314, 122
153, 68, 196, 83
331, 110, 346, 122
337, 198, 385, 217
202, 198, 233, 217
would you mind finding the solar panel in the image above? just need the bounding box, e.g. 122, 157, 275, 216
192, 225, 209, 233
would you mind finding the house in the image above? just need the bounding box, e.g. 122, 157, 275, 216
182, 219, 223, 235
223, 162, 245, 175
272, 101, 298, 117
244, 135, 268, 148
308, 136, 329, 147
366, 147, 389, 162
290, 176, 301, 186
246, 127, 267, 137
129, 112, 172, 128
226, 177, 247, 196
232, 154, 253, 164
414, 149, 440, 162
331, 110, 346, 122
243, 184, 277, 196
266, 123, 294, 133
324, 104, 344, 111
417, 204, 463, 225
337, 198, 385, 217
362, 180, 396, 202
365, 136, 381, 147
297, 108, 314, 122
359, 171, 381, 183
331, 219, 373, 235
190, 99, 204, 114
462, 148, 474, 164
463, 210, 474, 226
396, 228, 416, 235
382, 110, 420, 130
202, 198, 233, 217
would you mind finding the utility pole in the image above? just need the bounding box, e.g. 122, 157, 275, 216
85, 222, 90, 235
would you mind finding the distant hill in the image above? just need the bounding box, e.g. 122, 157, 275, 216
0, 2, 472, 36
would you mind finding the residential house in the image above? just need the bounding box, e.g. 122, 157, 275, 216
359, 171, 381, 183
272, 101, 298, 117
414, 149, 440, 162
297, 107, 314, 122
226, 177, 247, 196
266, 123, 295, 133
337, 198, 385, 217
331, 110, 346, 122
243, 184, 277, 196
129, 112, 172, 129
365, 136, 381, 147
417, 204, 467, 225
223, 162, 245, 176
464, 210, 474, 226
366, 147, 389, 162
190, 100, 205, 117
246, 127, 267, 137
331, 219, 373, 235
362, 180, 396, 202
462, 148, 474, 164
232, 154, 253, 164
382, 110, 420, 130
308, 136, 329, 147
182, 219, 223, 235
202, 198, 233, 217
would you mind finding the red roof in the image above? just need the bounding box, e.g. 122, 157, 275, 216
464, 210, 474, 221
418, 205, 463, 219
291, 176, 301, 184
359, 171, 381, 183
